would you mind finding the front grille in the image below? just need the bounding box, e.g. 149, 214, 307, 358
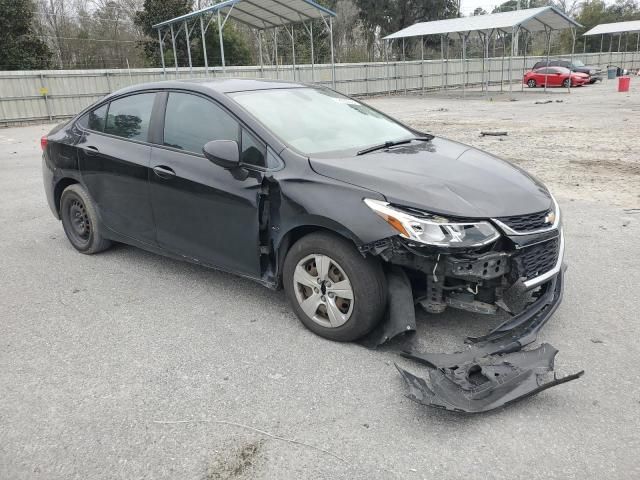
515, 237, 560, 281
496, 209, 552, 233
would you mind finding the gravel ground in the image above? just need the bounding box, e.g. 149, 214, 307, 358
1, 81, 639, 479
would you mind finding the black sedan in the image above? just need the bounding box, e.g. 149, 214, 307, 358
42, 79, 564, 343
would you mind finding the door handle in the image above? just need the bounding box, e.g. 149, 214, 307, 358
153, 165, 176, 179
84, 145, 99, 156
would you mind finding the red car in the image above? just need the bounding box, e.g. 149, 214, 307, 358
524, 66, 590, 88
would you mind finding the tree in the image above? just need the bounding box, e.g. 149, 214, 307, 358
134, 0, 192, 66
1, 0, 52, 70
473, 7, 488, 15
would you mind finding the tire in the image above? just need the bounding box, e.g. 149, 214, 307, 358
283, 232, 387, 342
60, 184, 111, 254
562, 78, 571, 88
527, 79, 536, 88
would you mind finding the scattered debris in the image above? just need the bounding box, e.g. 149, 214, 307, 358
535, 100, 553, 105
397, 344, 583, 413
555, 100, 564, 103
395, 272, 584, 413
480, 131, 508, 137
591, 339, 604, 344
623, 208, 640, 214
205, 440, 263, 480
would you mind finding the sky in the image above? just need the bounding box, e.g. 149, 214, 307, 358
459, 0, 503, 15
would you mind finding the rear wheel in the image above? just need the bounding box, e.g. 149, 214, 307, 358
283, 232, 387, 342
527, 79, 536, 88
60, 184, 111, 254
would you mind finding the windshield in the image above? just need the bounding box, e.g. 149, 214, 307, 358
230, 87, 414, 155
573, 60, 585, 67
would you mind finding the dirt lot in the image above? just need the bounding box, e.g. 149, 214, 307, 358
368, 80, 640, 208
1, 79, 639, 479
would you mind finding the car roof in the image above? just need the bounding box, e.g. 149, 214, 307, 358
105, 78, 311, 100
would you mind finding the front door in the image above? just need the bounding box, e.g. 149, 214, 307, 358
149, 91, 263, 278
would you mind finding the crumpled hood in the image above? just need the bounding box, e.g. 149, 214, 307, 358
309, 137, 552, 218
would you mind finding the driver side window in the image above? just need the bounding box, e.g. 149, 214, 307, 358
163, 92, 239, 154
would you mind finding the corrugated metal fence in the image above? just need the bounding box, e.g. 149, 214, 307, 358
0, 52, 637, 125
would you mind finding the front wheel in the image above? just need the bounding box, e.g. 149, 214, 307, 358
562, 78, 571, 88
283, 232, 387, 342
527, 79, 536, 88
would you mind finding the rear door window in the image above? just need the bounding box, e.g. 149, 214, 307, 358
163, 92, 239, 154
77, 103, 108, 132
104, 93, 156, 142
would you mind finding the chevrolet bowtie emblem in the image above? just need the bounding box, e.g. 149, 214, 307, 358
544, 211, 556, 225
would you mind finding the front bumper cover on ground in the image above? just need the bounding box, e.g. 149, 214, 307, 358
390, 269, 583, 413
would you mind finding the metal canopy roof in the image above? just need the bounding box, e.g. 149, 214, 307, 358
153, 0, 336, 30
583, 20, 640, 36
383, 6, 581, 40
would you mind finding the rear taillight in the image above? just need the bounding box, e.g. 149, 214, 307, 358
40, 136, 48, 151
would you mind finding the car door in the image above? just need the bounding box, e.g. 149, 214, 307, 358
149, 91, 264, 278
548, 68, 563, 86
77, 92, 158, 245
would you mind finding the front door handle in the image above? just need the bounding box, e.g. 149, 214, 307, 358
153, 165, 176, 179
84, 146, 99, 156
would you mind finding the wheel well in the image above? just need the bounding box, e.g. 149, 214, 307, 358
53, 178, 79, 214
275, 225, 357, 287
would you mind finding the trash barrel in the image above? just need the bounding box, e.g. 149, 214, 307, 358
607, 67, 617, 79
618, 76, 630, 92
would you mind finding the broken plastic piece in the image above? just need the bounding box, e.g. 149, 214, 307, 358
396, 344, 583, 413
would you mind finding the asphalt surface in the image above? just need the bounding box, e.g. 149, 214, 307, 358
1, 108, 639, 479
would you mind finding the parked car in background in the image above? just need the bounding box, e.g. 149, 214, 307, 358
524, 67, 590, 88
532, 59, 603, 83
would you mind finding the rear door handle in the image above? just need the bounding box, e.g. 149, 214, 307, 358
84, 146, 99, 156
153, 165, 176, 179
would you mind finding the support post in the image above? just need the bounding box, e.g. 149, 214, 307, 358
440, 35, 445, 90
460, 32, 468, 98
258, 30, 264, 78
509, 27, 516, 97
274, 28, 279, 79
185, 21, 192, 73
171, 24, 178, 74
291, 26, 296, 81
599, 34, 604, 69
329, 17, 336, 89
568, 27, 576, 92
402, 37, 407, 95
310, 22, 315, 82
386, 39, 391, 95
636, 32, 640, 69
200, 16, 208, 76
217, 11, 226, 73
158, 28, 166, 78
421, 36, 425, 95
543, 27, 551, 93
522, 29, 528, 92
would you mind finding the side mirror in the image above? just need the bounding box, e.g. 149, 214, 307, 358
203, 140, 240, 169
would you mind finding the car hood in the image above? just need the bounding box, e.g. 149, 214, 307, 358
308, 137, 552, 218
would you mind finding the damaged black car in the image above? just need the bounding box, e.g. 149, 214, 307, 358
42, 79, 565, 347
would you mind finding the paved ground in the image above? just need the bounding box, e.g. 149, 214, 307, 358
1, 82, 639, 479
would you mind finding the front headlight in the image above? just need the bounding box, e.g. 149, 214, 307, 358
364, 199, 500, 248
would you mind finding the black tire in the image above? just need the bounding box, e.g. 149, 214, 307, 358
527, 79, 536, 88
283, 232, 387, 342
60, 184, 111, 254
562, 78, 571, 88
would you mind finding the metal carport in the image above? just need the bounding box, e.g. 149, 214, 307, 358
583, 20, 640, 71
152, 0, 337, 87
383, 6, 582, 95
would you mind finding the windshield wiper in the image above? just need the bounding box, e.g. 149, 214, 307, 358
356, 136, 433, 156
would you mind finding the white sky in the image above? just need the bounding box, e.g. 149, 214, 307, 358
459, 0, 616, 16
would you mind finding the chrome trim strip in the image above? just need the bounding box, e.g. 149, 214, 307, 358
523, 228, 565, 289
492, 195, 560, 236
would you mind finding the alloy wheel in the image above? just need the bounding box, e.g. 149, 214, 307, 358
293, 254, 354, 328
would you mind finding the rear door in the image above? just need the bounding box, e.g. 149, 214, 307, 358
148, 91, 265, 278
77, 92, 159, 244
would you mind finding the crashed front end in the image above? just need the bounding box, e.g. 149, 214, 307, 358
359, 195, 582, 412
361, 195, 564, 336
